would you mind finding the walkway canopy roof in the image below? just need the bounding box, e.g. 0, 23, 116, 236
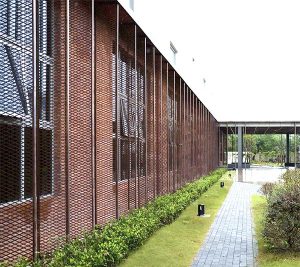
219, 121, 300, 134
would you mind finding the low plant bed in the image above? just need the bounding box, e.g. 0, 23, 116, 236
5, 168, 226, 267
120, 171, 233, 267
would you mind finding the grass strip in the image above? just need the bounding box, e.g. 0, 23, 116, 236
120, 172, 233, 267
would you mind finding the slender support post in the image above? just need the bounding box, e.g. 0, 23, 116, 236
226, 124, 228, 166
179, 78, 182, 187
91, 0, 97, 228
238, 126, 243, 181
144, 37, 148, 203
173, 71, 176, 191
134, 24, 138, 208
65, 0, 70, 241
286, 134, 290, 165
158, 55, 163, 195
183, 83, 186, 183
166, 63, 170, 192
33, 0, 40, 259
294, 123, 297, 168
115, 4, 120, 219
153, 49, 158, 198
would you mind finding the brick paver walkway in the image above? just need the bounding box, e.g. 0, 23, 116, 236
191, 182, 260, 267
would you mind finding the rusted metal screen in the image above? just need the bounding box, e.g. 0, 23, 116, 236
0, 1, 220, 263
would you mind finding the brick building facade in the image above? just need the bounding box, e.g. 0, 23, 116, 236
0, 0, 220, 262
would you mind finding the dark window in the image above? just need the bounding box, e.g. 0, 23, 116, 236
112, 50, 145, 181
0, 123, 21, 203
0, 1, 53, 204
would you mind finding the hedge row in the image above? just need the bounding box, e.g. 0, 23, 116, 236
10, 168, 226, 267
262, 169, 300, 251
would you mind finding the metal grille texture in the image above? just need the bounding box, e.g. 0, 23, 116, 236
0, 1, 220, 263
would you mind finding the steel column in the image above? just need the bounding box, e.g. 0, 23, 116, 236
226, 124, 228, 165
115, 4, 120, 219
91, 0, 97, 228
286, 134, 290, 164
159, 55, 163, 195
134, 24, 138, 208
294, 123, 297, 168
65, 0, 70, 241
238, 126, 243, 181
179, 78, 182, 187
166, 63, 169, 192
183, 83, 186, 183
33, 0, 40, 259
152, 48, 156, 199
173, 71, 176, 191
144, 37, 148, 203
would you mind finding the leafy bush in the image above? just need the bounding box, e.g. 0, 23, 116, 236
260, 182, 275, 198
263, 170, 300, 251
7, 168, 226, 267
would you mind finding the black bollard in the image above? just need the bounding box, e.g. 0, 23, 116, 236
198, 204, 205, 216
220, 181, 224, 188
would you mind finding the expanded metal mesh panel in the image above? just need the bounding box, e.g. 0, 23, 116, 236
136, 29, 146, 207
117, 19, 135, 215
0, 0, 51, 261
167, 70, 173, 191
174, 74, 180, 190
155, 54, 163, 195
160, 60, 168, 195
95, 3, 116, 225
68, 0, 93, 237
177, 79, 183, 188
39, 0, 67, 255
0, 1, 220, 263
145, 44, 155, 201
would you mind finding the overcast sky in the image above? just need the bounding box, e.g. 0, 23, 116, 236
120, 0, 300, 122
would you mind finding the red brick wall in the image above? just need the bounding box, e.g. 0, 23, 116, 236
0, 2, 220, 263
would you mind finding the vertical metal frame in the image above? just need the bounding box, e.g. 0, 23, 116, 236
226, 123, 228, 165
205, 108, 208, 171
196, 97, 199, 176
159, 55, 163, 195
173, 71, 176, 191
189, 88, 191, 180
294, 122, 297, 168
134, 24, 138, 208
144, 37, 148, 203
153, 48, 157, 198
91, 0, 97, 228
65, 0, 70, 241
166, 62, 169, 192
218, 125, 220, 166
115, 4, 120, 219
182, 83, 185, 183
33, 0, 40, 259
179, 78, 182, 187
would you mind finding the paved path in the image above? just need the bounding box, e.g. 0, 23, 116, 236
191, 182, 261, 267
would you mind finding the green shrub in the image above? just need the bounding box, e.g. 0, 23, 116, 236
260, 182, 275, 198
263, 170, 300, 251
8, 168, 226, 267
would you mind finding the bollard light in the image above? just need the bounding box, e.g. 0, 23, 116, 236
220, 181, 224, 188
197, 204, 205, 216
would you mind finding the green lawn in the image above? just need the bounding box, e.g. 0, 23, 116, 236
251, 195, 300, 267
119, 172, 233, 267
